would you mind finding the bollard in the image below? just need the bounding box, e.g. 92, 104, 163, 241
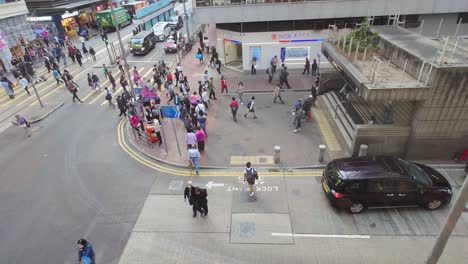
359, 144, 368, 157
274, 146, 281, 164
317, 144, 327, 163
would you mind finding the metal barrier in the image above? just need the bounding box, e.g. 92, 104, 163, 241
131, 125, 155, 149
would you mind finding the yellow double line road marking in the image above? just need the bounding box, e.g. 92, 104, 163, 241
117, 118, 323, 177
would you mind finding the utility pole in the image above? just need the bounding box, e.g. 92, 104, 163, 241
22, 43, 44, 107
108, 0, 134, 99
426, 176, 468, 264
182, 0, 190, 39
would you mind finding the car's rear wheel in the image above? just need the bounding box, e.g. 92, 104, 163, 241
348, 201, 365, 213
424, 199, 443, 210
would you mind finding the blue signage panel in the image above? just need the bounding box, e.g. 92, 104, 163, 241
160, 106, 180, 118
135, 0, 171, 19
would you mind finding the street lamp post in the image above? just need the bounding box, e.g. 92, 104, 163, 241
182, 0, 190, 39
108, 0, 135, 99
23, 45, 44, 107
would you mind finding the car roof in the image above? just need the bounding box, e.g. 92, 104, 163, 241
133, 31, 153, 39
333, 156, 408, 181
154, 22, 168, 26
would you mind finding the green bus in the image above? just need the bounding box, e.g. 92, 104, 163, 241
96, 8, 132, 32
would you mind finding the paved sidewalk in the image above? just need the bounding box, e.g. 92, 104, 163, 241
125, 25, 349, 168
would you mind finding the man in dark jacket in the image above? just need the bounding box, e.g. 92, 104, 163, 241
279, 66, 291, 89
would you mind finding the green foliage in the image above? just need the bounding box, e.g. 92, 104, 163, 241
342, 18, 379, 52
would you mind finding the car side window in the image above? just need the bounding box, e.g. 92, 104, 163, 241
393, 180, 417, 192
367, 181, 385, 192
345, 181, 364, 192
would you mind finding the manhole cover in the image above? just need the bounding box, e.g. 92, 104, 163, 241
239, 222, 256, 237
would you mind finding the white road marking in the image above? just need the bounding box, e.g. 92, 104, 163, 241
206, 181, 225, 189
271, 233, 371, 239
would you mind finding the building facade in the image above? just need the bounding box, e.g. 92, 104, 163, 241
193, 0, 468, 71
0, 0, 35, 72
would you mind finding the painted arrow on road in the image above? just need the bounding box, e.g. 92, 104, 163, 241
206, 181, 225, 189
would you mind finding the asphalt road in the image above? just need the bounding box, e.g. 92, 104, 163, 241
0, 20, 184, 264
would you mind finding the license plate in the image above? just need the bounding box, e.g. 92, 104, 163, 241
322, 181, 329, 193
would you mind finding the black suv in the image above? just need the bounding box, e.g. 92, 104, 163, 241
321, 157, 452, 213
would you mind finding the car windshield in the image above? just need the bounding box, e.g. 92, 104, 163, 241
169, 17, 178, 22
327, 162, 344, 187
153, 26, 164, 33
397, 159, 432, 186
130, 38, 143, 44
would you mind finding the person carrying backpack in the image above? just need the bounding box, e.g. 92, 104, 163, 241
104, 87, 114, 108
229, 96, 239, 122
244, 96, 257, 119
244, 162, 258, 197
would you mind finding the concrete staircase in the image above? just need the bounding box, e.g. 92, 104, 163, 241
321, 88, 356, 151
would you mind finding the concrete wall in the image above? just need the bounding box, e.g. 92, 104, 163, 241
406, 66, 468, 159
352, 125, 411, 156
195, 0, 468, 24
406, 13, 468, 38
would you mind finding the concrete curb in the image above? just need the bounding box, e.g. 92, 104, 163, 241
124, 121, 329, 171
11, 102, 65, 125
30, 102, 65, 124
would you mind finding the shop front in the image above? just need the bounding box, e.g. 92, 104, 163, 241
216, 29, 332, 71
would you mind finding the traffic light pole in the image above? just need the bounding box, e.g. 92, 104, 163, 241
108, 0, 134, 99
23, 46, 44, 108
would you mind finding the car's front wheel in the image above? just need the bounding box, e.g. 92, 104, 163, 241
424, 199, 443, 210
348, 201, 365, 213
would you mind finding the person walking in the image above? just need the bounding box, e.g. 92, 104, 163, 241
267, 66, 274, 84
77, 238, 96, 264
273, 84, 284, 104
311, 59, 318, 76
63, 70, 79, 86
188, 144, 201, 175
195, 187, 208, 217
244, 162, 258, 197
108, 71, 116, 91
184, 181, 199, 217
279, 66, 291, 89
293, 108, 304, 133
68, 80, 82, 103
195, 126, 207, 152
186, 130, 197, 149
196, 48, 203, 63
117, 56, 124, 73
102, 64, 109, 79
236, 82, 244, 104
201, 88, 209, 110
251, 57, 257, 74
15, 114, 30, 136
19, 75, 31, 95
229, 96, 239, 122
167, 82, 175, 104
152, 118, 163, 146
89, 46, 96, 61
60, 50, 68, 67
44, 57, 52, 73
75, 49, 83, 66
116, 95, 127, 118
91, 73, 101, 90
53, 69, 64, 85
104, 87, 115, 108
244, 96, 257, 119
215, 58, 222, 74
197, 111, 208, 136
220, 76, 228, 95
303, 57, 310, 75
208, 77, 217, 100
270, 55, 278, 73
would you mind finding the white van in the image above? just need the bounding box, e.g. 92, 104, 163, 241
153, 22, 170, 42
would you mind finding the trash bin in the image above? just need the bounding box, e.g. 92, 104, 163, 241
145, 125, 159, 143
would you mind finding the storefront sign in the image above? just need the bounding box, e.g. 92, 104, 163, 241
62, 11, 79, 19
27, 16, 53, 22
135, 0, 170, 19
272, 32, 325, 43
